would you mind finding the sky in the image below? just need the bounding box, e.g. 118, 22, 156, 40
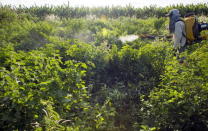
0, 0, 207, 8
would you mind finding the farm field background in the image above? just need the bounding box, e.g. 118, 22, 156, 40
0, 3, 208, 131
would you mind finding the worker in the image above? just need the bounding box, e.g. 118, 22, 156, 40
166, 9, 186, 53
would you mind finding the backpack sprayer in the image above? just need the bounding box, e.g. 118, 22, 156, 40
181, 12, 208, 43
199, 23, 208, 40
200, 23, 208, 30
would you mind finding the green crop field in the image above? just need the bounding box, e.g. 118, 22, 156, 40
0, 3, 208, 131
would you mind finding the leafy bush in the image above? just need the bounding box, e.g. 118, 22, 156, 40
0, 46, 115, 130
1, 5, 208, 130
141, 41, 208, 130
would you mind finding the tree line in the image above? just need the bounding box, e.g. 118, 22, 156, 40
1, 3, 208, 19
